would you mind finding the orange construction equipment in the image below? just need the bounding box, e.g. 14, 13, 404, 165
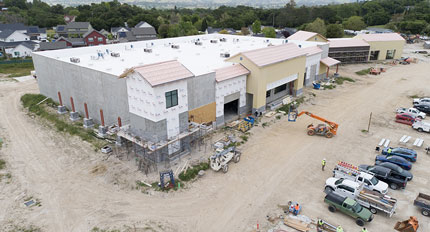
296, 111, 339, 138
394, 216, 419, 232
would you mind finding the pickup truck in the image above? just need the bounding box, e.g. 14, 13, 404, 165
324, 192, 373, 226
325, 177, 398, 216
396, 107, 426, 119
333, 164, 389, 194
358, 165, 407, 190
414, 193, 430, 216
413, 120, 430, 133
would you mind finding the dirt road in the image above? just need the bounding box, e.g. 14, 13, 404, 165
1, 53, 430, 232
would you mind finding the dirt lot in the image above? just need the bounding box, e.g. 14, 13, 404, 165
0, 44, 430, 232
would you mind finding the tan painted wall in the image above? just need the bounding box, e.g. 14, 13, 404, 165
228, 55, 306, 109
319, 63, 328, 75
307, 34, 328, 42
188, 102, 216, 123
365, 40, 405, 60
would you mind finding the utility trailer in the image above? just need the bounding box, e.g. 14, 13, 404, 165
414, 193, 430, 216
356, 188, 397, 217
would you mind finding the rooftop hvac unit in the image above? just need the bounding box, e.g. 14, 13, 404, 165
220, 52, 230, 58
111, 52, 120, 57
220, 38, 227, 42
210, 40, 218, 43
171, 45, 180, 49
70, 57, 80, 63
195, 41, 202, 45
91, 56, 98, 60
144, 48, 153, 53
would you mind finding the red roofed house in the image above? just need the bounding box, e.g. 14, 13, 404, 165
83, 30, 107, 46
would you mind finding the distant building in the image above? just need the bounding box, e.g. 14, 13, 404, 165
39, 41, 68, 51
287, 30, 328, 42
83, 30, 107, 46
111, 26, 130, 38
206, 27, 236, 35
0, 29, 30, 42
366, 27, 394, 34
0, 23, 28, 34
27, 26, 47, 41
115, 21, 157, 43
64, 15, 76, 24
56, 22, 93, 38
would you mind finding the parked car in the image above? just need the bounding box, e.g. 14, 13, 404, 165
413, 120, 430, 133
395, 113, 417, 126
359, 165, 407, 190
325, 178, 362, 199
375, 155, 412, 170
381, 147, 417, 162
415, 104, 430, 114
396, 108, 426, 119
324, 192, 373, 226
413, 97, 430, 105
376, 162, 413, 181
101, 145, 112, 153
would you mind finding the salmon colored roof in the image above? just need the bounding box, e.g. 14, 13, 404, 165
215, 64, 250, 82
328, 38, 370, 48
287, 30, 326, 41
321, 57, 341, 67
132, 60, 194, 86
357, 33, 405, 42
300, 46, 323, 56
241, 43, 307, 67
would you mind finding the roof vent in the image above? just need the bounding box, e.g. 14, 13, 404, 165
220, 38, 227, 42
144, 48, 152, 53
111, 52, 120, 57
298, 45, 302, 48
70, 57, 80, 63
210, 40, 218, 43
171, 44, 180, 49
220, 52, 230, 58
195, 41, 202, 45
91, 56, 98, 60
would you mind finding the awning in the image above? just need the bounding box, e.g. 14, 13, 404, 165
321, 57, 341, 67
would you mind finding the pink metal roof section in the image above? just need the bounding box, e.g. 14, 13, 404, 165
328, 38, 370, 48
358, 33, 405, 42
215, 64, 250, 82
241, 43, 307, 67
300, 46, 323, 56
321, 57, 341, 67
287, 30, 318, 41
133, 60, 194, 86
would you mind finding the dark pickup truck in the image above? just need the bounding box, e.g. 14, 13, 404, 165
359, 165, 407, 190
324, 192, 373, 226
414, 193, 430, 216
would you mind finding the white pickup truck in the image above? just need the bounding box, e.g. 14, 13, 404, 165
396, 107, 426, 119
333, 163, 389, 195
412, 120, 430, 133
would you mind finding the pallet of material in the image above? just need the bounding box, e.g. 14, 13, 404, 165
284, 217, 310, 232
356, 189, 397, 217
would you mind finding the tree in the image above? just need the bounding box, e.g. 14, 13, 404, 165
343, 16, 366, 31
262, 27, 276, 38
201, 18, 208, 32
68, 9, 80, 16
219, 29, 229, 34
158, 24, 169, 38
241, 27, 250, 35
326, 24, 344, 38
305, 18, 326, 36
252, 19, 261, 34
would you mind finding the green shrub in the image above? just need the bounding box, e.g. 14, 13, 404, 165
0, 159, 5, 169
355, 68, 371, 75
178, 162, 209, 181
240, 135, 248, 142
334, 77, 355, 85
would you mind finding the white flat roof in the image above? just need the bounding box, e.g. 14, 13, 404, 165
35, 34, 326, 77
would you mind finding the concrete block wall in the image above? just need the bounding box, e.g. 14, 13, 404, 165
33, 53, 130, 126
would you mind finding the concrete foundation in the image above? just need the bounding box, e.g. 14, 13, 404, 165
295, 88, 303, 96
57, 105, 67, 114
83, 118, 94, 128
69, 111, 80, 121
97, 125, 108, 137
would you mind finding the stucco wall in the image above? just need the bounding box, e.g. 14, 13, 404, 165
33, 53, 130, 126
366, 40, 405, 60
307, 35, 328, 43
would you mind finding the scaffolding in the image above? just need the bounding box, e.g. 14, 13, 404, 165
115, 122, 213, 174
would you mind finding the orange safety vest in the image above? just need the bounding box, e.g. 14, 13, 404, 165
295, 205, 299, 210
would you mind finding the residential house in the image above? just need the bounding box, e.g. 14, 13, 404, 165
111, 26, 130, 38
6, 42, 35, 58
0, 23, 28, 34
57, 37, 86, 47
64, 15, 76, 24
0, 29, 30, 42
131, 27, 157, 41
135, 21, 153, 29
56, 22, 93, 38
287, 30, 328, 42
99, 29, 110, 38
27, 26, 47, 41
83, 30, 107, 46
206, 27, 236, 35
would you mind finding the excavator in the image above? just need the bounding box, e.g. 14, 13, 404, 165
288, 106, 339, 138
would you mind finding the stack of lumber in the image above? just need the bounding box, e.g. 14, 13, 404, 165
284, 217, 310, 232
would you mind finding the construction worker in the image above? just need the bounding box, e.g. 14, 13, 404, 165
322, 158, 326, 171
317, 219, 324, 232
336, 225, 344, 232
361, 228, 368, 232
293, 203, 300, 215
387, 148, 392, 154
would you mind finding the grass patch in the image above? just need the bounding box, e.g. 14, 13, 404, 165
355, 68, 371, 75
361, 129, 368, 133
240, 135, 248, 142
0, 159, 5, 170
7, 225, 42, 232
21, 94, 106, 149
334, 77, 355, 85
0, 61, 34, 77
91, 228, 120, 232
278, 96, 306, 113
409, 94, 425, 99
178, 162, 209, 182
324, 84, 336, 89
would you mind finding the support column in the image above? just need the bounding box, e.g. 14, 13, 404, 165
57, 91, 67, 114
83, 102, 94, 128
326, 66, 330, 79
69, 97, 80, 121
97, 109, 107, 137
334, 64, 340, 77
